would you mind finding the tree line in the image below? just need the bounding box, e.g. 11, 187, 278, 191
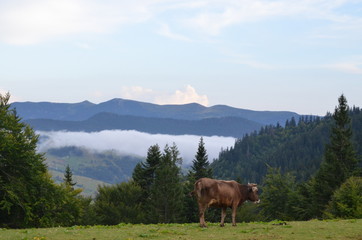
0, 92, 361, 228
214, 94, 362, 220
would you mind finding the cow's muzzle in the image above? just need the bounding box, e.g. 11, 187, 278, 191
254, 199, 261, 204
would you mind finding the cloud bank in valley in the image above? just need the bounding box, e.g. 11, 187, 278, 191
37, 130, 235, 165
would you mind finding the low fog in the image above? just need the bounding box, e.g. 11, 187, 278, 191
37, 130, 236, 165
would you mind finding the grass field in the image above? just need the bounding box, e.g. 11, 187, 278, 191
1, 219, 361, 240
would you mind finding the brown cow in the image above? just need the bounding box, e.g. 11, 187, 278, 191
192, 178, 260, 227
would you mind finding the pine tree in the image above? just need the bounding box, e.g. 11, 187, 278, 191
189, 137, 213, 180
184, 137, 213, 222
132, 144, 162, 204
63, 164, 76, 188
149, 144, 184, 223
312, 94, 358, 217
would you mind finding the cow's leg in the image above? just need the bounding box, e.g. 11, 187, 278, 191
231, 205, 237, 226
198, 203, 208, 228
220, 207, 227, 227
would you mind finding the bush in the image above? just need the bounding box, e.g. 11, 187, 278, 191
324, 176, 362, 219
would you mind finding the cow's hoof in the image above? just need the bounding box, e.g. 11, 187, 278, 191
232, 224, 237, 227
200, 224, 207, 228
220, 224, 225, 227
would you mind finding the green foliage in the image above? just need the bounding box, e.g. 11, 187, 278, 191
189, 137, 213, 180
324, 177, 362, 219
0, 93, 88, 228
211, 115, 328, 184
93, 181, 144, 225
46, 146, 141, 184
149, 144, 184, 223
131, 144, 185, 224
63, 164, 76, 187
259, 167, 297, 221
132, 144, 162, 204
0, 92, 51, 227
312, 95, 359, 217
184, 137, 213, 223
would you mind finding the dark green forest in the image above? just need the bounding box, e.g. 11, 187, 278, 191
212, 106, 362, 184
1, 93, 361, 228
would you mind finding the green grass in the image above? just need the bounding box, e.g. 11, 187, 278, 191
1, 219, 362, 240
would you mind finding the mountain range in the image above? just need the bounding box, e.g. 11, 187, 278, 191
12, 98, 301, 138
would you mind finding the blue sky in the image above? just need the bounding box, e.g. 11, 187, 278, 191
1, 0, 362, 115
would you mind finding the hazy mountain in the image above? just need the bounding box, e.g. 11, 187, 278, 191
9, 98, 306, 196
26, 113, 263, 138
12, 98, 300, 125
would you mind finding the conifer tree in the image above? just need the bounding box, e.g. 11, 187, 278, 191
185, 137, 213, 222
132, 144, 162, 204
312, 94, 359, 217
189, 137, 213, 180
63, 164, 76, 188
149, 144, 184, 223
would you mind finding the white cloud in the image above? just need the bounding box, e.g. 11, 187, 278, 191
87, 85, 209, 106
121, 86, 155, 100
222, 51, 276, 70
155, 85, 209, 106
324, 61, 362, 74
1, 0, 359, 44
157, 23, 192, 42
184, 0, 360, 35
75, 42, 91, 49
37, 130, 235, 164
0, 0, 154, 45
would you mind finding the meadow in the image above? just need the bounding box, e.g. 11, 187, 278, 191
1, 219, 361, 240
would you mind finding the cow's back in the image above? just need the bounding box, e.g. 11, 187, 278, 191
194, 178, 241, 207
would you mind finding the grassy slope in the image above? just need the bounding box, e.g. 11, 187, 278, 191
44, 147, 142, 196
1, 219, 361, 240
49, 170, 110, 197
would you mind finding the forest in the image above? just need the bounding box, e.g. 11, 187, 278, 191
0, 92, 361, 228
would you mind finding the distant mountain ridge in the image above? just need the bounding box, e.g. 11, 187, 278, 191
26, 113, 263, 138
12, 98, 300, 123
12, 98, 302, 137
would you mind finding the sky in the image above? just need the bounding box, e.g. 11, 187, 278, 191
1, 0, 362, 116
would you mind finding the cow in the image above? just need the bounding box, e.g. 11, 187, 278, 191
192, 177, 260, 227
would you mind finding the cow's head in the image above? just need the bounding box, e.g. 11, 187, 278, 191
247, 183, 260, 204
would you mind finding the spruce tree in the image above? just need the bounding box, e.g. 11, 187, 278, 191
149, 144, 184, 223
189, 137, 213, 180
312, 94, 358, 217
185, 137, 213, 222
132, 144, 162, 204
63, 164, 76, 188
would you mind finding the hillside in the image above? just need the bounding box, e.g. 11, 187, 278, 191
211, 108, 362, 184
45, 146, 143, 195
12, 98, 300, 125
26, 113, 263, 138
